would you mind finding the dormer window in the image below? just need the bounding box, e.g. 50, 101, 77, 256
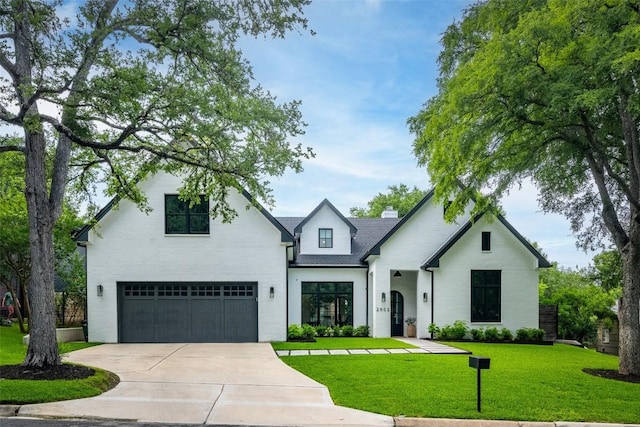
319, 228, 333, 248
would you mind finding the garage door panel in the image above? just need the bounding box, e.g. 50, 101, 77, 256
224, 299, 258, 342
120, 299, 155, 342
156, 299, 190, 342
191, 299, 224, 342
119, 282, 257, 343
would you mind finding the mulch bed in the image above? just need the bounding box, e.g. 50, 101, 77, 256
0, 364, 94, 380
583, 368, 640, 384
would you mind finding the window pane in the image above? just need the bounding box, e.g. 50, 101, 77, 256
302, 282, 318, 293
166, 214, 188, 234
301, 294, 318, 325
319, 294, 336, 326
319, 283, 334, 293
335, 282, 352, 293
190, 197, 209, 213
190, 214, 209, 233
165, 196, 186, 214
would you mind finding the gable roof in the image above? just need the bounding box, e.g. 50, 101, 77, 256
359, 189, 435, 262
421, 212, 551, 269
293, 199, 357, 237
74, 189, 294, 244
278, 217, 401, 266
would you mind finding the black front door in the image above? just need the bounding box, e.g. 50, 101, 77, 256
390, 290, 404, 336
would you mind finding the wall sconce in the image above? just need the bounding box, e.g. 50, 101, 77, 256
381, 292, 386, 302
97, 284, 103, 297
423, 292, 428, 302
269, 286, 274, 298
393, 270, 402, 277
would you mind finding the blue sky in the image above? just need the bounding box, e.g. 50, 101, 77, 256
239, 0, 599, 269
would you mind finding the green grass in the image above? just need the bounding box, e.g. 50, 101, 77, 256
0, 323, 118, 404
281, 342, 640, 423
271, 337, 416, 351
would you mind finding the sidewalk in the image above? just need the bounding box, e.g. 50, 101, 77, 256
275, 338, 470, 356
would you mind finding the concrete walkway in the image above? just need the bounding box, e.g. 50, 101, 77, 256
14, 343, 394, 426
275, 338, 470, 356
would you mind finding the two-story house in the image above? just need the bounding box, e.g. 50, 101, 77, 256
76, 172, 550, 343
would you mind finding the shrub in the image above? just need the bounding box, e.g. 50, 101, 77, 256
439, 320, 468, 340
354, 325, 370, 337
341, 325, 354, 337
332, 325, 342, 337
528, 328, 545, 341
315, 325, 329, 337
470, 328, 484, 341
288, 324, 304, 340
301, 324, 316, 340
516, 327, 545, 342
500, 327, 513, 342
428, 323, 440, 338
484, 326, 500, 341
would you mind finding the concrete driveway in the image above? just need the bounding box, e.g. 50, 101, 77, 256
18, 343, 394, 426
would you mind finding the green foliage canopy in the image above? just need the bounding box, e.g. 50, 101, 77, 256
539, 264, 618, 343
350, 184, 427, 218
409, 0, 639, 250
409, 0, 640, 375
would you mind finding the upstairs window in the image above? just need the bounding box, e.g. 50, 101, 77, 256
319, 228, 333, 248
482, 231, 491, 251
165, 195, 209, 234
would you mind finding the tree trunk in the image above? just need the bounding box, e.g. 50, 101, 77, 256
21, 129, 60, 367
619, 218, 640, 376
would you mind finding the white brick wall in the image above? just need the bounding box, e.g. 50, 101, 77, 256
85, 172, 288, 342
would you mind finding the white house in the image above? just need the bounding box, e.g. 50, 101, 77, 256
75, 172, 550, 343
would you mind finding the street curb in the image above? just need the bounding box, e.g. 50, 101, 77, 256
394, 418, 640, 427
0, 405, 20, 417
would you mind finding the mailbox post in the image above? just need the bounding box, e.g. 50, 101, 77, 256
468, 356, 490, 412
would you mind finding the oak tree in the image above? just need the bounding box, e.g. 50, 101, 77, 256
0, 0, 311, 367
410, 0, 640, 374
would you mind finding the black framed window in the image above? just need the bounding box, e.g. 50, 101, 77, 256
301, 282, 352, 326
319, 228, 333, 248
481, 231, 491, 251
471, 270, 501, 322
165, 195, 209, 234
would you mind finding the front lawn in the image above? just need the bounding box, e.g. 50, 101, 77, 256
281, 342, 640, 423
0, 323, 118, 404
271, 337, 415, 351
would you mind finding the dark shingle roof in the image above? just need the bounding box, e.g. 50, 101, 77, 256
277, 217, 401, 266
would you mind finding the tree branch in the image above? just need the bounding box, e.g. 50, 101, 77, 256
0, 145, 25, 153
585, 151, 630, 249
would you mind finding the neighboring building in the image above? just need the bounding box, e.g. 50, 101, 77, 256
596, 302, 620, 355
75, 172, 550, 343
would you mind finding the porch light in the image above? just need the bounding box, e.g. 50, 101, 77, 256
97, 284, 103, 297
381, 292, 386, 302
269, 286, 275, 298
423, 292, 428, 302
394, 270, 402, 277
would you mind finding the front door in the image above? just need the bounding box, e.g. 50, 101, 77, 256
390, 290, 404, 336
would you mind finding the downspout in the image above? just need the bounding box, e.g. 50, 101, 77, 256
365, 264, 369, 328
285, 244, 294, 332
426, 268, 434, 338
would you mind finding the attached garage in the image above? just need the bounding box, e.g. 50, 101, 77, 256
118, 282, 258, 343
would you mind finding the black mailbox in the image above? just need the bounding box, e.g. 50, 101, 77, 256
469, 356, 490, 369
469, 356, 490, 412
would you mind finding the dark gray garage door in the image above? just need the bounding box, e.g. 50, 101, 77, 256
118, 282, 258, 343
